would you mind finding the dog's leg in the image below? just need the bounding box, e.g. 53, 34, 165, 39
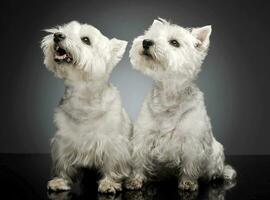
47, 160, 77, 191
206, 140, 237, 182
125, 171, 145, 190
125, 141, 146, 190
47, 137, 75, 190
98, 175, 122, 194
178, 142, 201, 191
98, 151, 130, 194
98, 164, 126, 193
125, 146, 146, 190
178, 174, 199, 191
47, 177, 71, 191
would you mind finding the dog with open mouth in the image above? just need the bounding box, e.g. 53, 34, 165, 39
126, 18, 236, 191
53, 36, 73, 64
41, 21, 132, 194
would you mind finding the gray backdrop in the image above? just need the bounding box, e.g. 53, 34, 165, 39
2, 0, 270, 154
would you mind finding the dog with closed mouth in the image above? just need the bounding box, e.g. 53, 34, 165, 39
126, 18, 236, 191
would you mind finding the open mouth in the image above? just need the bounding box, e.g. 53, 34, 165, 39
142, 50, 153, 59
54, 44, 73, 64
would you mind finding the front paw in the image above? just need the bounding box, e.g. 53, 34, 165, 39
178, 179, 198, 191
47, 177, 71, 191
98, 178, 122, 194
125, 175, 144, 190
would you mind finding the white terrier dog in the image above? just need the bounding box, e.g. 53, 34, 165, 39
126, 18, 236, 191
41, 21, 132, 193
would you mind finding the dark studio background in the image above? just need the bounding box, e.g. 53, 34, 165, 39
1, 0, 270, 155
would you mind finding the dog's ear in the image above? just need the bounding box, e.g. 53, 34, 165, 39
152, 19, 163, 26
191, 25, 212, 49
110, 38, 127, 66
151, 18, 169, 27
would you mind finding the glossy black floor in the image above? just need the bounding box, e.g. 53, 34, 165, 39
0, 155, 269, 200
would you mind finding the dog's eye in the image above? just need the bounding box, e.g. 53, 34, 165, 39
81, 37, 91, 45
169, 39, 180, 47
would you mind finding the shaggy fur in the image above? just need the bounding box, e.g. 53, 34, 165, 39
126, 18, 236, 191
41, 21, 132, 193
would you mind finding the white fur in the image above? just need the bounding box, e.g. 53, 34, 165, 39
127, 18, 236, 191
41, 21, 132, 193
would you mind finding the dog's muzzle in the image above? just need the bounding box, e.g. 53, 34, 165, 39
53, 32, 73, 64
142, 39, 154, 50
142, 39, 154, 59
54, 44, 73, 64
52, 32, 73, 64
54, 32, 66, 43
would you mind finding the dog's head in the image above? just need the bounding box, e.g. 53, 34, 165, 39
41, 21, 127, 80
130, 18, 212, 81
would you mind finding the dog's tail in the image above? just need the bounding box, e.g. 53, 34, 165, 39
222, 164, 237, 181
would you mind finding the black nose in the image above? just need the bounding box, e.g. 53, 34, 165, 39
142, 39, 154, 50
54, 32, 66, 43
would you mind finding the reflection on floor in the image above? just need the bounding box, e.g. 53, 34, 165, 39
48, 180, 236, 200
0, 154, 270, 200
